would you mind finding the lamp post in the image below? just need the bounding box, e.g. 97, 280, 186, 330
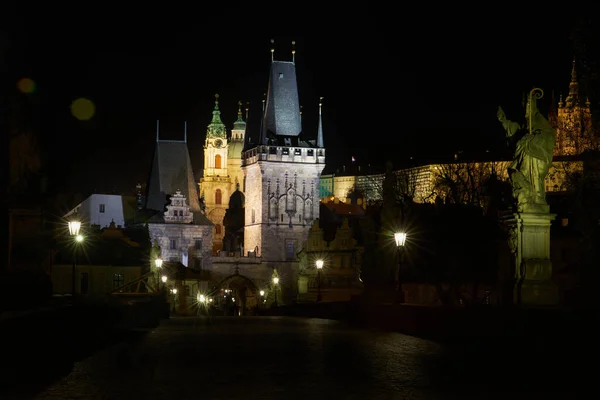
394, 232, 407, 303
272, 277, 279, 307
315, 259, 324, 302
172, 288, 177, 313
68, 220, 83, 298
154, 258, 163, 292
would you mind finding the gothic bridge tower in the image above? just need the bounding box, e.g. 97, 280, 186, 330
242, 40, 326, 266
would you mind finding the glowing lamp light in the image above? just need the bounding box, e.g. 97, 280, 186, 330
199, 294, 206, 303
68, 221, 81, 236
75, 235, 84, 242
316, 259, 324, 269
71, 98, 96, 121
259, 290, 265, 296
161, 275, 167, 283
155, 258, 163, 268
17, 78, 36, 94
172, 288, 177, 294
394, 232, 407, 247
273, 277, 279, 285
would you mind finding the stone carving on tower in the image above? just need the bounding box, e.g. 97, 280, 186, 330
554, 60, 595, 156
199, 94, 231, 252
164, 190, 193, 224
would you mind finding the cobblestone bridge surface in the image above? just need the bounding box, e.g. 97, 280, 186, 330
8, 316, 587, 399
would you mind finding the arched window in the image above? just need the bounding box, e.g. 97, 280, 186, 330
215, 189, 222, 205
215, 224, 222, 235
215, 154, 221, 169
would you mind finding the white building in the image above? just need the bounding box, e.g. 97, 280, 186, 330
65, 194, 134, 228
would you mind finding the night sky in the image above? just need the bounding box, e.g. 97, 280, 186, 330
5, 14, 598, 196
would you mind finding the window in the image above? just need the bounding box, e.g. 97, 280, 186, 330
215, 189, 222, 205
193, 257, 202, 270
252, 209, 255, 224
215, 224, 222, 235
285, 240, 295, 260
307, 149, 314, 156
279, 73, 284, 79
282, 148, 289, 155
294, 149, 301, 155
281, 214, 284, 222
215, 154, 222, 169
195, 239, 202, 250
113, 273, 124, 289
170, 239, 177, 250
243, 177, 246, 192
99, 204, 105, 213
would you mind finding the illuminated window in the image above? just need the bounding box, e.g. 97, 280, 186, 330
99, 204, 105, 213
215, 224, 222, 235
215, 154, 221, 169
215, 189, 222, 205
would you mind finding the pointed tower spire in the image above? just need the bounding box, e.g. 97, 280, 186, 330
317, 97, 324, 148
292, 40, 296, 63
259, 92, 267, 144
566, 59, 580, 106
206, 93, 226, 139
156, 120, 160, 142
270, 39, 275, 62
233, 100, 247, 136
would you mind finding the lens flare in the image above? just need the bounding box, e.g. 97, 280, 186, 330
71, 98, 96, 120
17, 78, 36, 93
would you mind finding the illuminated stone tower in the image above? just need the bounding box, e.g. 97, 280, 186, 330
554, 60, 594, 156
199, 94, 231, 252
242, 40, 326, 263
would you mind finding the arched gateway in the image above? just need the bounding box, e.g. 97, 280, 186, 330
208, 273, 261, 316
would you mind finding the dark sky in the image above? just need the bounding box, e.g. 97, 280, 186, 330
5, 14, 597, 196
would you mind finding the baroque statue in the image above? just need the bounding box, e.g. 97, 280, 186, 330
498, 88, 556, 213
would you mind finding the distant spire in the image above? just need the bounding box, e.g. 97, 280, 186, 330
292, 40, 296, 63
317, 97, 324, 148
184, 121, 187, 143
270, 39, 275, 62
237, 101, 243, 120
566, 58, 580, 106
156, 120, 159, 142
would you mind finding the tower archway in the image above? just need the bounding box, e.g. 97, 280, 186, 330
208, 273, 261, 316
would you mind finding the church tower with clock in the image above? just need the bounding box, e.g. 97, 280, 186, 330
199, 94, 231, 252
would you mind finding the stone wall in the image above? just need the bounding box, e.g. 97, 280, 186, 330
148, 223, 213, 270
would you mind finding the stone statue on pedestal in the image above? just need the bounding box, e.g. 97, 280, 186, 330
498, 88, 556, 213
497, 88, 558, 306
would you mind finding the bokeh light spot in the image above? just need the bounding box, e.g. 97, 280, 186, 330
71, 98, 96, 121
17, 78, 36, 93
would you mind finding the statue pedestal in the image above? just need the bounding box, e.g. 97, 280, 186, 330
508, 211, 558, 306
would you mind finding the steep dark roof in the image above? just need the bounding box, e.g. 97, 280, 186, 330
264, 61, 302, 137
146, 140, 200, 213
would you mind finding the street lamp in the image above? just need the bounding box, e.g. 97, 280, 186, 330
315, 259, 324, 302
394, 232, 407, 303
161, 275, 167, 292
272, 276, 279, 306
68, 220, 83, 298
154, 258, 163, 292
